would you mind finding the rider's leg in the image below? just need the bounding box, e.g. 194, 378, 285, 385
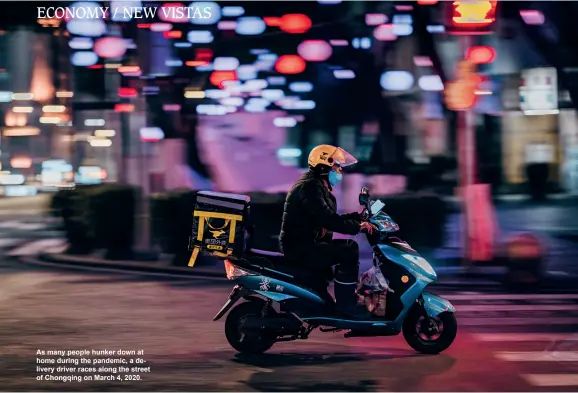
330, 240, 371, 318
306, 240, 370, 318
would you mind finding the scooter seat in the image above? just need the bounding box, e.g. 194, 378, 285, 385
247, 248, 316, 280
247, 248, 285, 266
245, 248, 333, 304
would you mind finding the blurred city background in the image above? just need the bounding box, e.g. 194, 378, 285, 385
0, 1, 578, 391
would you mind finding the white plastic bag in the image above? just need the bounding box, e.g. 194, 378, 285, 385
357, 266, 394, 294
357, 266, 392, 317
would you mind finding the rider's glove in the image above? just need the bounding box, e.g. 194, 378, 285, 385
360, 222, 378, 234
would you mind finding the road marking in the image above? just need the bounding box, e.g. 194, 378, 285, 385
0, 210, 47, 216
461, 317, 578, 326
495, 351, 578, 362
444, 294, 578, 301
0, 238, 23, 247
473, 333, 578, 342
0, 221, 49, 230
522, 374, 578, 387
0, 221, 20, 227
458, 304, 578, 312
8, 239, 67, 256
11, 223, 47, 230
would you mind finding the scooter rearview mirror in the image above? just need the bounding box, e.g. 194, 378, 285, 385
359, 187, 370, 206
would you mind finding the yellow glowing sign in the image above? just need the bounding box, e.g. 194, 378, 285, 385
452, 1, 497, 26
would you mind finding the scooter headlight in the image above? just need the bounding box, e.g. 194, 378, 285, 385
401, 254, 436, 277
224, 260, 258, 280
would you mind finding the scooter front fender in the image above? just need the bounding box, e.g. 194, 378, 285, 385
422, 291, 455, 318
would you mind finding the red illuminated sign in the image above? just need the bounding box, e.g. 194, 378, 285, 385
447, 1, 497, 35
118, 87, 138, 98
114, 103, 135, 113
466, 46, 496, 64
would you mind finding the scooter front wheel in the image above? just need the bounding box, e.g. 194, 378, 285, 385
225, 301, 276, 354
402, 309, 457, 354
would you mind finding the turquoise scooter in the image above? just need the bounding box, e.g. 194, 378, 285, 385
214, 187, 457, 354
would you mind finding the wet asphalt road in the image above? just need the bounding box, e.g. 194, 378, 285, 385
1, 265, 577, 392
0, 196, 577, 391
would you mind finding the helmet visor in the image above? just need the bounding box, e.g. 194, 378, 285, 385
332, 147, 358, 168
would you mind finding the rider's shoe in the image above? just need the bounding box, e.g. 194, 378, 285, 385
334, 281, 372, 320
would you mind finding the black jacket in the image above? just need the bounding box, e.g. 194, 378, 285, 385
279, 171, 361, 258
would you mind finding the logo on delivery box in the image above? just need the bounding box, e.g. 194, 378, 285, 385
204, 218, 230, 251
210, 229, 226, 239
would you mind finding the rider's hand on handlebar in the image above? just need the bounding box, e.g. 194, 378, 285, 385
360, 222, 378, 234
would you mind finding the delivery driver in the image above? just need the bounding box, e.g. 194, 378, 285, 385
279, 144, 377, 319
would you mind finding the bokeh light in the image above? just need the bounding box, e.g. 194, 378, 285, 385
71, 51, 99, 66
380, 71, 414, 91
189, 2, 221, 25
297, 40, 332, 62
110, 0, 142, 22
289, 82, 313, 93
187, 30, 214, 43
275, 55, 306, 74
213, 57, 240, 71
94, 37, 127, 59
418, 75, 444, 91
222, 6, 244, 17
235, 17, 267, 35
69, 37, 94, 50
236, 65, 258, 80
67, 19, 107, 37
280, 14, 312, 34
210, 70, 238, 88
374, 24, 397, 41
159, 3, 190, 23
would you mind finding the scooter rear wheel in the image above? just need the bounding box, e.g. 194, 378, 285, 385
402, 309, 457, 354
225, 301, 276, 354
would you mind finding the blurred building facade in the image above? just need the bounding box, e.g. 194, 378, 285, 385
0, 1, 577, 195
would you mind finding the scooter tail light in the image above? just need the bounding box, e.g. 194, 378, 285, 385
224, 260, 257, 280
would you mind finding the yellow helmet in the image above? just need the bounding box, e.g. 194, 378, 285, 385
308, 144, 358, 169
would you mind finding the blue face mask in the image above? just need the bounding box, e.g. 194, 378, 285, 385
328, 170, 342, 187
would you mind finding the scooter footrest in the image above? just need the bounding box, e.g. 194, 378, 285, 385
344, 328, 398, 338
